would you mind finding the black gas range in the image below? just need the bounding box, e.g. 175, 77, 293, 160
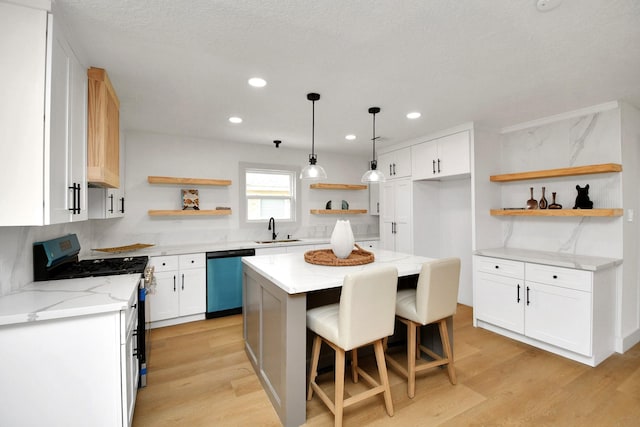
33, 234, 153, 388
33, 234, 149, 281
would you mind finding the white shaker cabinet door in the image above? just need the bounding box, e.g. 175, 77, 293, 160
524, 281, 592, 356
474, 272, 525, 334
179, 268, 206, 316
150, 271, 180, 321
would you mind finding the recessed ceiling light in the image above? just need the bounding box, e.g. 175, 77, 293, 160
229, 116, 243, 124
248, 77, 267, 88
406, 112, 421, 119
345, 134, 356, 141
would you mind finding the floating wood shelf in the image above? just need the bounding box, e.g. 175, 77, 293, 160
148, 209, 232, 216
309, 183, 368, 190
148, 176, 232, 186
490, 209, 623, 217
490, 163, 622, 182
310, 209, 368, 215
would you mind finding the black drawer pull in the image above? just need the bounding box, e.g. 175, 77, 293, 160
494, 265, 499, 269
553, 275, 558, 279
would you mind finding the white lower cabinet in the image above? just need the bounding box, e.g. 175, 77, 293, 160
473, 255, 615, 366
0, 285, 138, 427
148, 253, 206, 323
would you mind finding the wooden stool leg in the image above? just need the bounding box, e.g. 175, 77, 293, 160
374, 340, 394, 416
407, 320, 417, 398
439, 319, 457, 385
307, 335, 322, 400
335, 348, 346, 427
416, 325, 421, 359
351, 348, 359, 383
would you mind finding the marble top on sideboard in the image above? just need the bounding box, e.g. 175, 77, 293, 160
0, 274, 140, 327
474, 247, 622, 271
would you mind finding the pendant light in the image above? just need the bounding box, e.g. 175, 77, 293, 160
300, 93, 327, 180
361, 106, 386, 183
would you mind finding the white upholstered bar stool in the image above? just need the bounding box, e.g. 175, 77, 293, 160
385, 257, 461, 398
306, 266, 398, 427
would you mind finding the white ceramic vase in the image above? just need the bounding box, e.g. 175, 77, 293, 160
330, 219, 355, 259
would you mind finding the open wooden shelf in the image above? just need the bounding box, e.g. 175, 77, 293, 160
148, 176, 232, 186
148, 209, 232, 216
310, 209, 368, 215
490, 209, 623, 217
309, 183, 368, 190
490, 163, 622, 182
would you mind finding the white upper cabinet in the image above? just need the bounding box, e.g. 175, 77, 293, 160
0, 3, 87, 225
378, 147, 411, 179
411, 131, 470, 180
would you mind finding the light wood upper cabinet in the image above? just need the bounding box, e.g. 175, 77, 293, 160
88, 67, 120, 188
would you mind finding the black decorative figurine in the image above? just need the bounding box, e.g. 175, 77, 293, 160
573, 184, 593, 209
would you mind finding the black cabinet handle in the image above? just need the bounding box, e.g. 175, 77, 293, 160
173, 275, 176, 292
68, 183, 80, 214
131, 303, 137, 309
437, 158, 441, 173
517, 284, 521, 303
432, 159, 436, 174
120, 197, 125, 214
108, 194, 114, 213
553, 275, 558, 279
494, 265, 499, 269
77, 184, 81, 214
182, 273, 185, 290
389, 164, 393, 175
392, 163, 396, 175
526, 286, 531, 306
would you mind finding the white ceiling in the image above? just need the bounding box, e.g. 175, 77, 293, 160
56, 0, 640, 155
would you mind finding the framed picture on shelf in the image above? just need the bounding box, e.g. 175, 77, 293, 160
182, 189, 199, 210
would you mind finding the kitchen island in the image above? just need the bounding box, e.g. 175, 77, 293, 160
242, 249, 435, 427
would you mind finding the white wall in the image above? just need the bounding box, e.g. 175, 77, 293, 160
90, 131, 379, 249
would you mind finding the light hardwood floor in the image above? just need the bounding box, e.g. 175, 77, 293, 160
132, 305, 640, 426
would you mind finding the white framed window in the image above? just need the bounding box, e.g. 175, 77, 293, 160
240, 163, 299, 223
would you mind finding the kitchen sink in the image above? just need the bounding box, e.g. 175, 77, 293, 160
254, 239, 301, 244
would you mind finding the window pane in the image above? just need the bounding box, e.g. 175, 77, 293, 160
245, 168, 296, 222
247, 198, 291, 220
247, 172, 292, 197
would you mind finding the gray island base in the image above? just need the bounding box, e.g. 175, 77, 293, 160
242, 249, 447, 426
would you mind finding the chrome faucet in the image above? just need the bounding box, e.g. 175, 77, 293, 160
268, 217, 277, 240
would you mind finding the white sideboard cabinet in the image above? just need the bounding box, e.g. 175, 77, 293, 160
473, 254, 616, 366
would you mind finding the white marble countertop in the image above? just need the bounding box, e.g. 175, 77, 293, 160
242, 248, 434, 294
474, 247, 622, 271
87, 236, 380, 258
0, 274, 140, 327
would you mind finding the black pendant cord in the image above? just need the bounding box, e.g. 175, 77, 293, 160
369, 106, 381, 169
311, 98, 315, 157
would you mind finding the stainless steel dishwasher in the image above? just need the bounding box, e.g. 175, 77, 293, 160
205, 248, 255, 318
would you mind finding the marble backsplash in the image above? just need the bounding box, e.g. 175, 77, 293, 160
497, 107, 623, 258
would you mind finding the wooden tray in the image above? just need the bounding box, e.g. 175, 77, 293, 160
91, 243, 155, 253
304, 244, 374, 266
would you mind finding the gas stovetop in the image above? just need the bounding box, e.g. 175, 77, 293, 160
33, 234, 149, 281
47, 256, 149, 280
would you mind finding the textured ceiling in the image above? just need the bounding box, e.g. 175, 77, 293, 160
56, 0, 640, 155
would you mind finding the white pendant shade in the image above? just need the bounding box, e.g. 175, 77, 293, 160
361, 167, 386, 183
300, 164, 327, 180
